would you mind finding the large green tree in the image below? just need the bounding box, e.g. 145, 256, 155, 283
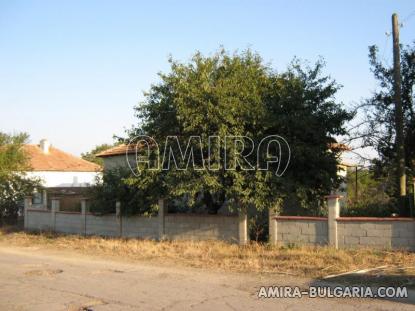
81, 143, 117, 166
352, 43, 415, 197
0, 133, 39, 223
126, 49, 352, 214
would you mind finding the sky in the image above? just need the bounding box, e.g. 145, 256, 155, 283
0, 1, 414, 156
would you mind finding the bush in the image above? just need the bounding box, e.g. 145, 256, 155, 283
88, 168, 158, 216
341, 200, 400, 217
248, 208, 269, 242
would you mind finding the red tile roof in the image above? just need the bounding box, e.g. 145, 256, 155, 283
23, 144, 101, 172
96, 143, 154, 158
95, 144, 136, 158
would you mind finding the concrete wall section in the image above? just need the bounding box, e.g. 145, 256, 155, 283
25, 210, 51, 231
276, 217, 328, 246
165, 214, 240, 242
24, 205, 243, 244
122, 216, 159, 239
86, 214, 120, 237
272, 215, 415, 250
55, 212, 83, 234
337, 219, 415, 250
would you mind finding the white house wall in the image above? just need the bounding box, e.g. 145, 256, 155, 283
26, 171, 101, 188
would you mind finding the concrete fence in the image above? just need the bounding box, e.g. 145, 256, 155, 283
24, 197, 248, 244
269, 195, 415, 250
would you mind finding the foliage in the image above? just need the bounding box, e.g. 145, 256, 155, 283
248, 207, 269, 242
341, 200, 399, 217
89, 167, 158, 216
126, 49, 352, 214
352, 43, 415, 196
346, 168, 393, 206
81, 143, 117, 166
280, 190, 326, 216
0, 132, 40, 222
342, 167, 415, 217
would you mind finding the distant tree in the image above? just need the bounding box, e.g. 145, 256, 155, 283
346, 168, 392, 205
352, 43, 415, 196
81, 143, 116, 166
0, 132, 39, 223
125, 49, 352, 214
342, 168, 398, 217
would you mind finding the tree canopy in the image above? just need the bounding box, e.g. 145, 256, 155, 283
124, 49, 352, 214
352, 42, 415, 197
81, 143, 118, 166
0, 132, 39, 222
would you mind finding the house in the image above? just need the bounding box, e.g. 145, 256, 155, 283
95, 144, 135, 171
23, 139, 101, 210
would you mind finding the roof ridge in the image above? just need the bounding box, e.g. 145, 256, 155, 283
22, 144, 102, 172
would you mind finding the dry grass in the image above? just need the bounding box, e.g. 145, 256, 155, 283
1, 227, 414, 280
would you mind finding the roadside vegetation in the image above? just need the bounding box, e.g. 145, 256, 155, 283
0, 132, 40, 225
1, 228, 414, 286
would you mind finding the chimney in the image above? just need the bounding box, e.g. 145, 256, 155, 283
39, 139, 50, 154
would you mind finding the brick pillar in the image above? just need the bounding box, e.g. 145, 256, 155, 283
81, 199, 87, 236
326, 195, 341, 249
51, 198, 60, 231
116, 201, 122, 237
238, 209, 248, 245
158, 199, 165, 240
24, 196, 32, 229
268, 208, 278, 245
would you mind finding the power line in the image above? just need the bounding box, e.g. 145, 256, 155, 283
401, 10, 415, 26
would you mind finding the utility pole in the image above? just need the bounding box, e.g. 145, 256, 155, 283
355, 166, 358, 202
392, 13, 406, 197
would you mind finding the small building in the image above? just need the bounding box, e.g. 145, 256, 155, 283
23, 139, 101, 210
95, 144, 136, 171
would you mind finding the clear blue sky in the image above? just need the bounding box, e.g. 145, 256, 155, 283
1, 1, 414, 156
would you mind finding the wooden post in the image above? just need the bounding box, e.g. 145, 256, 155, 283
392, 13, 406, 197
355, 166, 358, 203
412, 178, 415, 217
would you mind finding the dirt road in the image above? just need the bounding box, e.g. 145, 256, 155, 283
0, 245, 412, 310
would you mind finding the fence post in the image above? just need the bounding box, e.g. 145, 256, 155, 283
158, 199, 165, 240
24, 196, 32, 229
42, 189, 48, 209
326, 195, 341, 249
238, 208, 248, 245
268, 207, 278, 245
116, 201, 122, 237
412, 177, 415, 217
81, 198, 87, 236
51, 198, 60, 232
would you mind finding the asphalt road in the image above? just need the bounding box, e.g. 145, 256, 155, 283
0, 245, 413, 310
